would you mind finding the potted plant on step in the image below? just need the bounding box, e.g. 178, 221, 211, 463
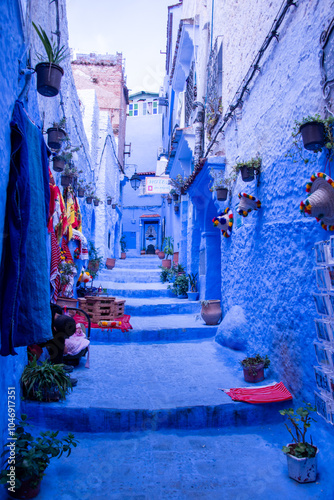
88, 241, 103, 279
120, 235, 127, 259
141, 248, 146, 255
0, 414, 78, 499
240, 353, 270, 383
187, 273, 199, 300
46, 117, 67, 150
21, 358, 73, 402
169, 273, 189, 298
106, 257, 116, 269
200, 300, 222, 325
32, 22, 68, 97
162, 237, 174, 268
279, 404, 318, 483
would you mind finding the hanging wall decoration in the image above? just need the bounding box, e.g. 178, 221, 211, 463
300, 172, 334, 231
212, 207, 233, 238
237, 192, 261, 217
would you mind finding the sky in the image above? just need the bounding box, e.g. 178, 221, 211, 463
66, 0, 173, 95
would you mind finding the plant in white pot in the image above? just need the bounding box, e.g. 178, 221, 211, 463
279, 403, 318, 483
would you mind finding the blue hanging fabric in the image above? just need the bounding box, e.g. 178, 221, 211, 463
0, 100, 52, 355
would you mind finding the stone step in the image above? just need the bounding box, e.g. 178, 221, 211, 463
124, 298, 201, 316
97, 269, 161, 283
92, 313, 214, 342
110, 257, 163, 269
22, 341, 286, 433
97, 282, 171, 298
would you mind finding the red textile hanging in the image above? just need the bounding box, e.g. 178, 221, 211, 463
221, 382, 293, 404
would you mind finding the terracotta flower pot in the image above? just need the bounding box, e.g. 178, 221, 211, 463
201, 300, 222, 325
106, 258, 116, 269
56, 297, 78, 309
61, 174, 74, 187
240, 166, 255, 182
216, 187, 228, 201
121, 252, 126, 259
162, 259, 171, 269
141, 250, 146, 255
299, 121, 326, 151
86, 196, 92, 204
35, 62, 64, 97
158, 251, 165, 259
243, 363, 265, 383
47, 127, 66, 150
52, 156, 65, 173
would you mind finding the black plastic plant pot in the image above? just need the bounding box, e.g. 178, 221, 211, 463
52, 157, 65, 172
107, 199, 112, 205
35, 62, 64, 97
86, 197, 92, 204
174, 205, 179, 213
167, 196, 172, 205
61, 174, 74, 187
216, 188, 228, 201
172, 194, 179, 202
299, 121, 326, 151
77, 188, 85, 198
240, 166, 255, 182
93, 200, 99, 206
112, 204, 116, 209
47, 127, 66, 150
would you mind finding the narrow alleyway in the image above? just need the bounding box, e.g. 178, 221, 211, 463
17, 257, 334, 499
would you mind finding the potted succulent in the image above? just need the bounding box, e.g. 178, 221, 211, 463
20, 358, 73, 402
46, 117, 67, 150
240, 353, 270, 382
209, 168, 228, 201
187, 273, 199, 300
0, 414, 78, 499
162, 237, 174, 269
169, 273, 189, 298
120, 235, 127, 259
279, 404, 318, 483
200, 300, 222, 325
32, 22, 68, 97
232, 155, 262, 182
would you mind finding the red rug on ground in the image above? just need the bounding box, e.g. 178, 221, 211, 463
73, 314, 132, 333
221, 382, 293, 404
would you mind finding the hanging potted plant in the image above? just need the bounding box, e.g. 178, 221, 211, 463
120, 235, 127, 259
232, 155, 262, 182
0, 414, 78, 499
162, 236, 174, 268
279, 404, 318, 483
209, 168, 229, 201
85, 183, 94, 204
106, 196, 112, 205
174, 202, 180, 213
170, 189, 179, 202
55, 140, 81, 178
52, 155, 65, 173
240, 353, 270, 383
289, 114, 334, 158
32, 22, 68, 97
46, 117, 67, 150
60, 163, 79, 187
112, 203, 117, 209
187, 273, 199, 300
167, 194, 172, 205
77, 179, 85, 198
200, 300, 222, 325
93, 197, 101, 207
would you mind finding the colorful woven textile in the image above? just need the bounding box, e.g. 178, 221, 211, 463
50, 230, 61, 303
72, 229, 89, 260
73, 314, 133, 333
221, 382, 293, 404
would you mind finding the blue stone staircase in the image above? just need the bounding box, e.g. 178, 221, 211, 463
23, 256, 285, 433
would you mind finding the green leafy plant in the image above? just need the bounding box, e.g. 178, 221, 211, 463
168, 174, 188, 194
62, 163, 81, 178
169, 273, 189, 296
51, 117, 67, 130
32, 22, 69, 65
232, 155, 262, 178
0, 414, 78, 491
169, 188, 176, 195
240, 354, 270, 376
21, 358, 73, 402
120, 235, 127, 253
286, 114, 334, 164
209, 168, 226, 191
57, 140, 81, 165
200, 300, 210, 307
84, 182, 95, 197
163, 237, 174, 259
279, 404, 317, 458
188, 272, 198, 292
88, 241, 103, 279
59, 261, 76, 286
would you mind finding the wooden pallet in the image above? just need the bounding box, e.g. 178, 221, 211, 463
78, 296, 116, 323
114, 299, 126, 318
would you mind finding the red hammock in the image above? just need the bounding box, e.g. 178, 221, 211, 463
73, 313, 132, 333
221, 382, 293, 404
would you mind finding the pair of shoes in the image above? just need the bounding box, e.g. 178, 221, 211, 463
63, 364, 74, 373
